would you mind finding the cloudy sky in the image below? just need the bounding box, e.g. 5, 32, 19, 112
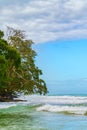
1, 0, 87, 43
1, 0, 87, 94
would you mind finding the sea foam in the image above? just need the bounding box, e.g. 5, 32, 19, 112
0, 103, 17, 109
24, 95, 87, 105
1, 95, 87, 115
33, 95, 87, 115
36, 104, 87, 115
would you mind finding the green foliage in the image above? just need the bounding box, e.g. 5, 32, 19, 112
0, 30, 4, 39
0, 27, 47, 100
0, 30, 21, 99
7, 27, 47, 95
0, 55, 8, 81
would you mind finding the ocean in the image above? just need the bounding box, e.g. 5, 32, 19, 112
0, 95, 87, 130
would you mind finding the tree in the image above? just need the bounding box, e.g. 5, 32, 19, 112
6, 27, 47, 96
0, 30, 21, 100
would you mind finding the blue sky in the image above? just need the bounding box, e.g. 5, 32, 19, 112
1, 0, 87, 94
34, 39, 87, 81
34, 39, 87, 94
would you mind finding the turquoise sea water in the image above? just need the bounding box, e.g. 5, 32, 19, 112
0, 95, 87, 130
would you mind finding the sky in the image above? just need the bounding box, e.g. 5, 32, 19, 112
1, 0, 87, 94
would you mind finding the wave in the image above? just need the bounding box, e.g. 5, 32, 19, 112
21, 95, 87, 105
1, 95, 87, 115
0, 102, 17, 109
36, 104, 87, 115
29, 95, 87, 115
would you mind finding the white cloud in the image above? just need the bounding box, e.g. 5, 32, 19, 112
65, 0, 87, 11
1, 0, 87, 43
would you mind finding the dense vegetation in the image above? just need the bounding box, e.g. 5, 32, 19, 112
0, 27, 47, 101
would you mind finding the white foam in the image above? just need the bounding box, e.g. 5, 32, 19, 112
1, 95, 87, 112
0, 103, 17, 109
36, 104, 87, 115
21, 95, 87, 105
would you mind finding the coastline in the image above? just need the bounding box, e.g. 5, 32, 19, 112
0, 97, 27, 102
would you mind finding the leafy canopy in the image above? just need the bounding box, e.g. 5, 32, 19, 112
0, 28, 47, 100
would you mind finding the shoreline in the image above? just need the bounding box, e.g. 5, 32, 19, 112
0, 99, 27, 102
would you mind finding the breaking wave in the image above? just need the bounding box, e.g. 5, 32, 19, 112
1, 95, 87, 115
36, 104, 87, 115
0, 102, 17, 109
34, 95, 87, 115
